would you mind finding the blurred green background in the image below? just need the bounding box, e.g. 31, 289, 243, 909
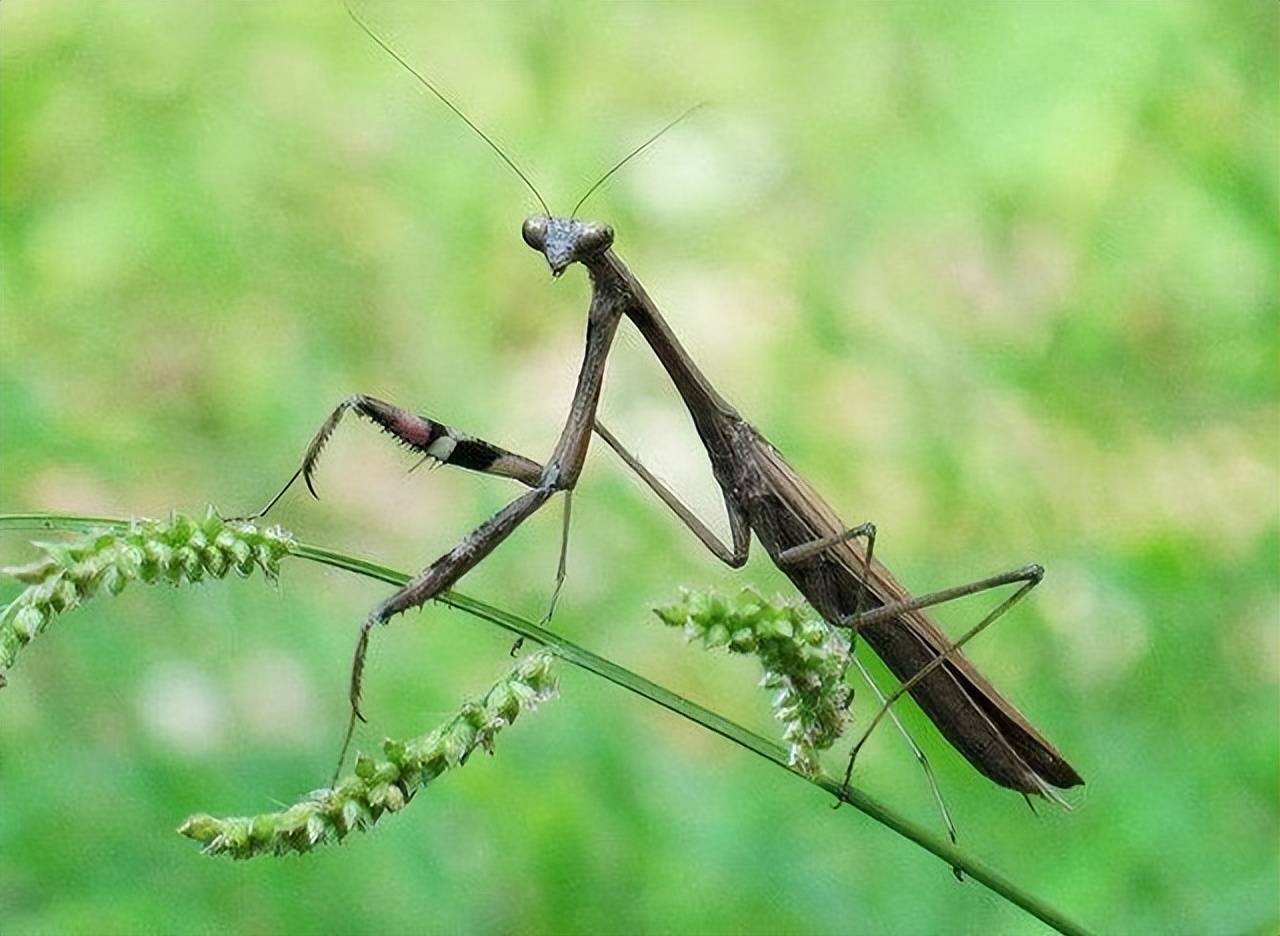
1, 1, 1276, 933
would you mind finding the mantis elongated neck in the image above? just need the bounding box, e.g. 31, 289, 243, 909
591, 250, 738, 442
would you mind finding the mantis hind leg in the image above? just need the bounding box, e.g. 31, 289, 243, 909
784, 524, 959, 846
846, 652, 961, 870
839, 564, 1047, 798
232, 396, 574, 776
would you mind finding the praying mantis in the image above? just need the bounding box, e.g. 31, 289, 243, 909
244, 6, 1084, 831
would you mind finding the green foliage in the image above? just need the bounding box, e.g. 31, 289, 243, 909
0, 510, 293, 688
656, 588, 850, 777
180, 650, 558, 859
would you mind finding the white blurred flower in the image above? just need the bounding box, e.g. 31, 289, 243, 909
135, 661, 227, 755
232, 651, 319, 745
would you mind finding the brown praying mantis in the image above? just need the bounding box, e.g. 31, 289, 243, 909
243, 7, 1083, 834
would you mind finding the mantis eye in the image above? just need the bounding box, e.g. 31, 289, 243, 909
578, 223, 614, 254
522, 216, 548, 250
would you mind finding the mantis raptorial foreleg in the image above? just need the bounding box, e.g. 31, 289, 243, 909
317, 274, 626, 780
237, 393, 576, 664
240, 394, 545, 523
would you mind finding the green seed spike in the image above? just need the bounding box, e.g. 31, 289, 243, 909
655, 588, 851, 777
178, 650, 559, 859
0, 510, 297, 689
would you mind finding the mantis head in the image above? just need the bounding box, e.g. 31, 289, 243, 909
343, 5, 690, 281
522, 216, 615, 277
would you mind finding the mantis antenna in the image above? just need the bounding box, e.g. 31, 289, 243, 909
346, 1, 701, 221
344, 1, 551, 216
571, 103, 705, 218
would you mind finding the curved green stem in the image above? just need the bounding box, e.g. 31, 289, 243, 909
0, 512, 1093, 936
